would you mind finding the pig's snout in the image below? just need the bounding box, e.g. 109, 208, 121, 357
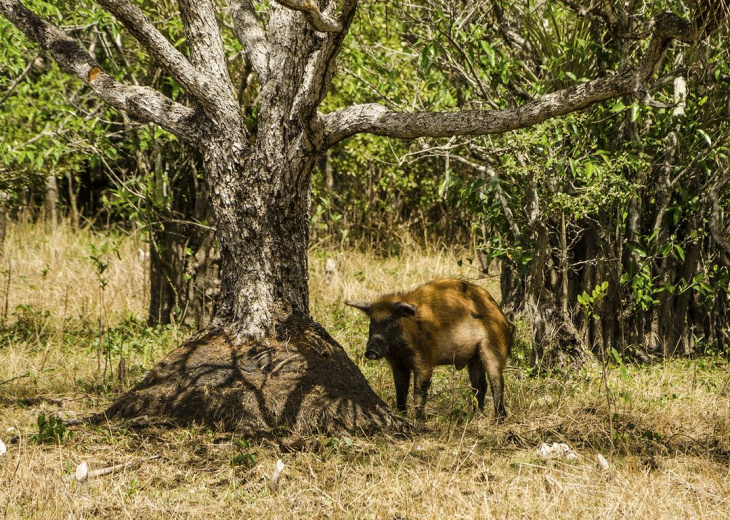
364, 335, 388, 360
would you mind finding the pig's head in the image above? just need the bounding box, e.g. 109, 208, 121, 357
345, 299, 417, 360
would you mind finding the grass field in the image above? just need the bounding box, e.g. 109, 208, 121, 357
1, 223, 729, 519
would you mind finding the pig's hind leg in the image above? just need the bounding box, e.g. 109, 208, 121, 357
467, 357, 488, 411
480, 340, 507, 421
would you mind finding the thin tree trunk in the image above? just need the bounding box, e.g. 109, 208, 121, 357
148, 172, 219, 330
0, 204, 6, 257
66, 171, 79, 230
44, 174, 58, 231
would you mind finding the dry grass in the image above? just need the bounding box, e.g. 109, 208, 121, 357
1, 222, 730, 519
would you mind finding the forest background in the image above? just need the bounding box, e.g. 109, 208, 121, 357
0, 1, 729, 518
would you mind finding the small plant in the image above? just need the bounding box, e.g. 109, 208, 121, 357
438, 388, 478, 429
127, 477, 139, 496
577, 281, 609, 320
578, 281, 615, 448
89, 240, 121, 382
4, 304, 53, 344
231, 438, 257, 468
31, 412, 71, 445
324, 435, 354, 452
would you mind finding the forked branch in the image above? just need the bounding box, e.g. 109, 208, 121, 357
95, 0, 223, 113
177, 0, 239, 113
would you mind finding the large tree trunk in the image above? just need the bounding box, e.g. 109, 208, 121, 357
106, 116, 400, 434
101, 4, 399, 435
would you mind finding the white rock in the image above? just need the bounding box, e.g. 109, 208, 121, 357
0, 438, 6, 456
75, 461, 89, 482
325, 258, 337, 275
537, 395, 554, 406
271, 459, 285, 492
536, 442, 578, 461
596, 453, 610, 473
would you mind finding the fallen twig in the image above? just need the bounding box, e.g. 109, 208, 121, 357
73, 455, 161, 482
0, 373, 31, 386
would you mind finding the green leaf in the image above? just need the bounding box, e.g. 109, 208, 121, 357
674, 244, 685, 262
697, 129, 712, 146
630, 103, 639, 122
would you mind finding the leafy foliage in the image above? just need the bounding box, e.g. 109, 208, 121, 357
31, 412, 71, 444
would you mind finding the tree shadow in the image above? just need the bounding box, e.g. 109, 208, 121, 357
102, 311, 409, 437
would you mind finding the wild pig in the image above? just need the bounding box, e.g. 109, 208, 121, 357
346, 278, 512, 421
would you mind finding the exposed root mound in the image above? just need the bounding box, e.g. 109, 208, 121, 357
104, 314, 404, 435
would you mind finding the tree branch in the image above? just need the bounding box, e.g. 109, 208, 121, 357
323, 73, 636, 145
95, 0, 220, 112
177, 0, 239, 115
323, 8, 726, 146
229, 0, 269, 80
292, 0, 357, 119
0, 0, 201, 142
273, 0, 342, 32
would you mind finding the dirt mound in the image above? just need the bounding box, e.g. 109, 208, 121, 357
104, 313, 403, 435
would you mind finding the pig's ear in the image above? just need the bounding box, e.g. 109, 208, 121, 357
392, 302, 417, 317
345, 300, 373, 314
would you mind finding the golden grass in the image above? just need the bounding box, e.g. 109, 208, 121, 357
1, 221, 147, 324
1, 222, 729, 519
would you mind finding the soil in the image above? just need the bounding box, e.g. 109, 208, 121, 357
103, 313, 404, 436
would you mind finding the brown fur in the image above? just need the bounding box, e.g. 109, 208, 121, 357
347, 279, 512, 420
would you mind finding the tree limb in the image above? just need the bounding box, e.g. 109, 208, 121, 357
95, 0, 221, 112
292, 0, 357, 119
273, 0, 342, 32
323, 8, 725, 146
323, 72, 636, 145
229, 0, 269, 80
178, 0, 238, 114
0, 0, 201, 142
